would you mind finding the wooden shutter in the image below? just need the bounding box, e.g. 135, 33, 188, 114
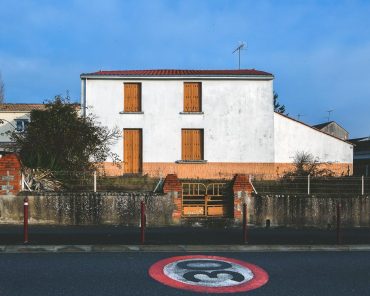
124, 83, 141, 112
184, 83, 201, 112
124, 129, 142, 173
182, 129, 203, 160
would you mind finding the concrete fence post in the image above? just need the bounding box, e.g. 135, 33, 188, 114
307, 174, 311, 195
93, 171, 97, 192
362, 175, 364, 195
23, 197, 29, 244
21, 173, 25, 191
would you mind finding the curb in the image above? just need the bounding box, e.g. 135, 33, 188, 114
1, 244, 370, 253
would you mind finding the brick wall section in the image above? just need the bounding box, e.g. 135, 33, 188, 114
162, 174, 182, 223
274, 163, 353, 178
0, 153, 22, 195
232, 174, 253, 192
163, 174, 182, 193
101, 162, 353, 179
232, 174, 254, 221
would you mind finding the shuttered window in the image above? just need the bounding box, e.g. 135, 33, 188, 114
124, 83, 141, 112
182, 129, 204, 160
123, 129, 142, 173
184, 82, 201, 112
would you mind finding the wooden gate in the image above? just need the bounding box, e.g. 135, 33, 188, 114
123, 129, 142, 174
181, 182, 231, 217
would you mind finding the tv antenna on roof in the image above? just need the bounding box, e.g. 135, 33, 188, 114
326, 109, 334, 122
233, 42, 246, 69
297, 113, 305, 121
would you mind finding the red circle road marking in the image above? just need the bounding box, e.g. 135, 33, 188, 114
148, 255, 269, 293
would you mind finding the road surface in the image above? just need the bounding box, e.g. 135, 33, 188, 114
0, 251, 369, 295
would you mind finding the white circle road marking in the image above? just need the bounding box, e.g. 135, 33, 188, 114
163, 258, 253, 287
149, 255, 269, 293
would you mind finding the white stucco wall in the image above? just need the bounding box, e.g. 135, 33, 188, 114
0, 112, 30, 142
274, 113, 353, 163
84, 78, 274, 163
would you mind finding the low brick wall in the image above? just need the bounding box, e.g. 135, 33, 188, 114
101, 162, 353, 180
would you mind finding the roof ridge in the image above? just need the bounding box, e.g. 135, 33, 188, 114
81, 69, 273, 77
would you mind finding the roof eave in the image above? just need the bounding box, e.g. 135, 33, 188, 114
80, 74, 274, 80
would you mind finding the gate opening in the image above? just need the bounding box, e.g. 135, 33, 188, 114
181, 182, 232, 217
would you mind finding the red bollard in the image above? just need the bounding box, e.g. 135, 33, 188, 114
336, 202, 341, 244
24, 197, 29, 244
243, 203, 248, 244
140, 201, 145, 244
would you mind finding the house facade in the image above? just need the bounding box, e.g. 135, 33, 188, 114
312, 121, 349, 140
80, 69, 353, 179
0, 104, 46, 153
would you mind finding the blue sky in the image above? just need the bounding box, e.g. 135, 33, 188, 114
0, 0, 369, 138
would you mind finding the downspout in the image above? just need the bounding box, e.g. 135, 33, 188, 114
81, 78, 87, 118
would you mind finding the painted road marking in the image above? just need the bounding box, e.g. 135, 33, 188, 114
149, 255, 269, 293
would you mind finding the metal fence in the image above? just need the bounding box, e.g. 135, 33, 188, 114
20, 171, 370, 196
21, 171, 162, 192
253, 175, 370, 196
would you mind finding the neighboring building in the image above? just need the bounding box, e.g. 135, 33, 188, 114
0, 104, 46, 153
312, 121, 349, 140
349, 137, 370, 176
80, 69, 353, 179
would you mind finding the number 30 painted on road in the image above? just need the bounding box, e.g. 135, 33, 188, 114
149, 255, 269, 293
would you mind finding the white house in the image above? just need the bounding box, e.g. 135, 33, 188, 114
0, 104, 46, 153
80, 69, 353, 179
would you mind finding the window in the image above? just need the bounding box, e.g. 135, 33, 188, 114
124, 83, 141, 112
182, 129, 204, 160
15, 119, 29, 132
184, 82, 201, 112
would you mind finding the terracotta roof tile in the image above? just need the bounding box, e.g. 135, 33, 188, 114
0, 104, 46, 112
81, 69, 273, 77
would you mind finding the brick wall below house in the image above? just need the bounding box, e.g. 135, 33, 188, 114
0, 154, 21, 195
101, 162, 353, 180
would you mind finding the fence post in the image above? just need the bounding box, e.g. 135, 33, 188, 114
336, 202, 341, 244
21, 173, 25, 191
141, 201, 146, 244
362, 175, 364, 195
307, 174, 311, 195
23, 197, 29, 244
242, 203, 248, 244
93, 171, 97, 192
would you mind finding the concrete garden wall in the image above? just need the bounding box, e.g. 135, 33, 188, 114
0, 192, 368, 228
0, 192, 174, 226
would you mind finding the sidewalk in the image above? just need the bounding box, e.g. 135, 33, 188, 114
1, 225, 369, 245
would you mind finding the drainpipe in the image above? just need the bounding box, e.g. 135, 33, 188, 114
81, 78, 87, 118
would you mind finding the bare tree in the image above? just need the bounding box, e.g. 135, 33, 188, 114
0, 72, 4, 103
283, 151, 335, 178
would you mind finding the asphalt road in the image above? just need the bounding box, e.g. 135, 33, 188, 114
0, 251, 369, 295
